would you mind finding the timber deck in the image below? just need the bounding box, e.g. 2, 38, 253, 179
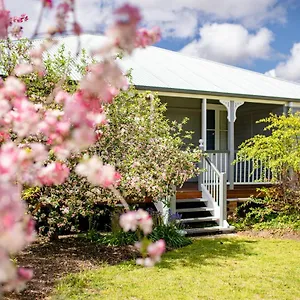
177, 182, 269, 200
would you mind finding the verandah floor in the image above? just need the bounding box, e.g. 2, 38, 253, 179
177, 182, 268, 200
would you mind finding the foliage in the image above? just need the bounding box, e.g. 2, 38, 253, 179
0, 2, 164, 292
86, 209, 191, 249
53, 237, 300, 300
233, 193, 300, 232
149, 224, 191, 249
25, 70, 200, 237
87, 230, 138, 247
236, 113, 300, 216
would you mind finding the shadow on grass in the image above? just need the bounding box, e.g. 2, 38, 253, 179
159, 237, 257, 270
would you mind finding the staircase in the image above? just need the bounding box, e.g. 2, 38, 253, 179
174, 156, 235, 235
176, 197, 234, 235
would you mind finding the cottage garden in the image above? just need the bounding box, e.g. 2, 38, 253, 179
0, 1, 299, 300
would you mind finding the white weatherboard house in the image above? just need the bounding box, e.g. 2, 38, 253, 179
47, 34, 300, 233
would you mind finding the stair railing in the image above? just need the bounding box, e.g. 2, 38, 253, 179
201, 156, 227, 227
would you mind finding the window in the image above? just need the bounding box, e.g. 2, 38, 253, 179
206, 108, 228, 150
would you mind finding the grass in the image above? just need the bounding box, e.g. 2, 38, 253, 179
52, 236, 300, 300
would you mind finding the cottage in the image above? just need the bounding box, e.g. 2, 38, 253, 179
44, 34, 300, 233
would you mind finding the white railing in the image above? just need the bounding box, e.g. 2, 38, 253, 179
233, 154, 272, 184
201, 156, 227, 227
206, 151, 272, 184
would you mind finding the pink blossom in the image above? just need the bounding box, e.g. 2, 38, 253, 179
55, 90, 70, 104
9, 98, 40, 137
108, 4, 142, 54
14, 63, 33, 76
147, 239, 166, 262
76, 156, 120, 187
38, 162, 69, 185
119, 209, 153, 235
114, 4, 141, 26
136, 27, 161, 48
73, 22, 82, 35
71, 126, 96, 150
42, 0, 53, 8
3, 76, 26, 98
136, 257, 155, 267
0, 98, 11, 118
17, 267, 33, 281
0, 10, 10, 39
119, 211, 138, 232
136, 209, 153, 235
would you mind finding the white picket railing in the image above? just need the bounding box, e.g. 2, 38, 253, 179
201, 156, 227, 227
206, 151, 272, 184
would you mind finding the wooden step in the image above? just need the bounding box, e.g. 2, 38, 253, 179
179, 216, 218, 223
176, 198, 207, 203
176, 191, 202, 199
184, 226, 235, 235
176, 207, 214, 213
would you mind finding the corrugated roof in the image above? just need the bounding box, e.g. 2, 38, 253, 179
35, 34, 300, 101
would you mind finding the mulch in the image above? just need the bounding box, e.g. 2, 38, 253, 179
4, 236, 138, 300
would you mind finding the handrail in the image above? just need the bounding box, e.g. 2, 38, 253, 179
205, 150, 230, 154
205, 156, 222, 176
201, 156, 227, 227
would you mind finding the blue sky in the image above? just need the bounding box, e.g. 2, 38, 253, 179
6, 0, 300, 82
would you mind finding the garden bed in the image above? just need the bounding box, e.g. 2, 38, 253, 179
4, 236, 138, 300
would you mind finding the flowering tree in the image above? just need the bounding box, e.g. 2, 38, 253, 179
0, 0, 165, 293
24, 84, 200, 238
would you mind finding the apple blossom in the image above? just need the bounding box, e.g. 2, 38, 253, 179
0, 1, 162, 293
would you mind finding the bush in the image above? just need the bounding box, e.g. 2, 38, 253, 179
235, 113, 300, 225
10, 42, 201, 238
86, 210, 191, 249
232, 189, 300, 232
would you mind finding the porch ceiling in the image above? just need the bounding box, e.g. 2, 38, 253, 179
34, 34, 300, 103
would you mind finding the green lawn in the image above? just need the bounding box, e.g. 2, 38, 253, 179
52, 236, 300, 300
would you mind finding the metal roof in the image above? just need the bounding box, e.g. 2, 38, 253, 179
37, 34, 300, 102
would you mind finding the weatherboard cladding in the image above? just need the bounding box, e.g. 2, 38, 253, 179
33, 34, 300, 101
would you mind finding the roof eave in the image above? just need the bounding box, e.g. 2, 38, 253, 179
136, 85, 300, 105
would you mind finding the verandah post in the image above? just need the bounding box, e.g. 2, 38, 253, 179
219, 172, 227, 227
199, 98, 207, 191
228, 101, 235, 189
220, 100, 244, 189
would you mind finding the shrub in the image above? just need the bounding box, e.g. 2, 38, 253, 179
9, 42, 201, 238
236, 113, 300, 216
86, 210, 191, 249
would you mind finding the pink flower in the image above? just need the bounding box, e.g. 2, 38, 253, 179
107, 4, 142, 54
42, 0, 53, 8
136, 257, 155, 267
136, 209, 153, 235
55, 91, 70, 104
119, 211, 138, 232
17, 268, 33, 281
73, 22, 82, 35
0, 10, 10, 39
147, 239, 166, 262
38, 162, 69, 185
136, 27, 161, 48
3, 77, 26, 98
114, 4, 141, 25
75, 156, 120, 187
119, 209, 153, 235
14, 64, 33, 76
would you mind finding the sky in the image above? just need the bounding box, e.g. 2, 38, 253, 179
5, 0, 300, 82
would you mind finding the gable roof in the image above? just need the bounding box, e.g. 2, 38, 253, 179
38, 34, 300, 102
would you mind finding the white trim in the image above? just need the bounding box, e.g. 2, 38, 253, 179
154, 90, 287, 105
